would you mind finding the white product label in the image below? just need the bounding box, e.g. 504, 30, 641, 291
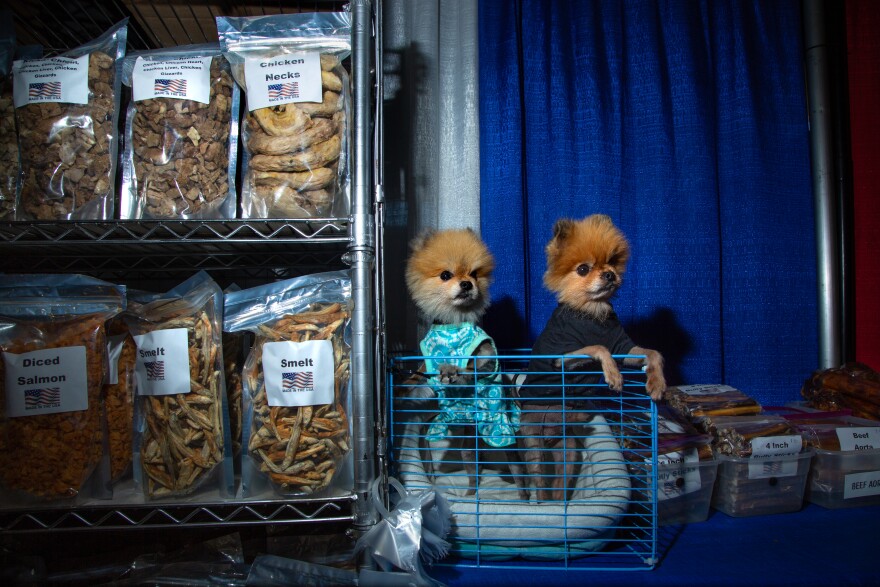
3, 347, 89, 416
843, 470, 880, 499
133, 328, 191, 396
836, 427, 880, 451
132, 56, 212, 104
652, 448, 702, 501
12, 54, 90, 107
262, 339, 334, 407
674, 384, 738, 396
106, 333, 128, 385
748, 435, 803, 479
243, 52, 322, 111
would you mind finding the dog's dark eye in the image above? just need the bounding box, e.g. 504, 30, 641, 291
576, 264, 591, 276
469, 270, 478, 278
440, 271, 453, 281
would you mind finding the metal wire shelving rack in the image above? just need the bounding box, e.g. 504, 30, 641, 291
0, 0, 384, 537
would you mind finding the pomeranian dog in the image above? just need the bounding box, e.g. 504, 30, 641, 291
403, 228, 527, 498
521, 214, 666, 501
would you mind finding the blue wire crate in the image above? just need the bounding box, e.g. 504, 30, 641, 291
388, 351, 659, 572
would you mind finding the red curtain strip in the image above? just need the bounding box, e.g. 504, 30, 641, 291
847, 0, 880, 370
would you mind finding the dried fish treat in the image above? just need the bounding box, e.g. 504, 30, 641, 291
12, 20, 127, 220
127, 272, 231, 499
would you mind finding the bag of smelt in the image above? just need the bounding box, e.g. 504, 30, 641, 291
224, 270, 352, 498
217, 11, 351, 219
0, 274, 125, 502
126, 271, 234, 500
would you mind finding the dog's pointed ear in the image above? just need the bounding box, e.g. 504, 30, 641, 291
551, 219, 575, 243
545, 219, 573, 263
409, 228, 436, 251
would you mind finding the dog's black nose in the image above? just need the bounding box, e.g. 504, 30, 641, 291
601, 271, 616, 282
459, 280, 473, 291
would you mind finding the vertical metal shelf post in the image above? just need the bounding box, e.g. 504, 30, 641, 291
348, 0, 379, 535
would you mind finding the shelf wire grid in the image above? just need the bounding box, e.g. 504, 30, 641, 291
388, 352, 659, 572
0, 496, 355, 532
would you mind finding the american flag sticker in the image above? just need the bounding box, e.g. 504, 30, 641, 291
145, 360, 165, 381
282, 371, 314, 392
29, 81, 61, 100
761, 460, 783, 475
268, 82, 299, 100
24, 387, 62, 409
154, 78, 187, 95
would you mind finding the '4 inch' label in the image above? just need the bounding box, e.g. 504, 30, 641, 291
748, 435, 803, 479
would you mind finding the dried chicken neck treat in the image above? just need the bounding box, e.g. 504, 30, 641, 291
245, 302, 351, 495
242, 58, 347, 218
130, 58, 235, 218
0, 315, 106, 500
16, 51, 118, 220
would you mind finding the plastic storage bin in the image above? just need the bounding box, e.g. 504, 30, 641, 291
806, 447, 880, 509
778, 413, 880, 509
712, 451, 813, 517
654, 457, 718, 525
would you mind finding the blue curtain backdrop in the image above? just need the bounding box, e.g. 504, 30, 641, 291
478, 0, 817, 406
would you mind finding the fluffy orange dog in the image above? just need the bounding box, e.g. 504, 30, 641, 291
404, 228, 527, 498
521, 214, 666, 501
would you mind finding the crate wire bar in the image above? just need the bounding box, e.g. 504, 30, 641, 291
389, 352, 658, 572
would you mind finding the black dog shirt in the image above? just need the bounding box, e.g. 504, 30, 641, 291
523, 303, 635, 402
